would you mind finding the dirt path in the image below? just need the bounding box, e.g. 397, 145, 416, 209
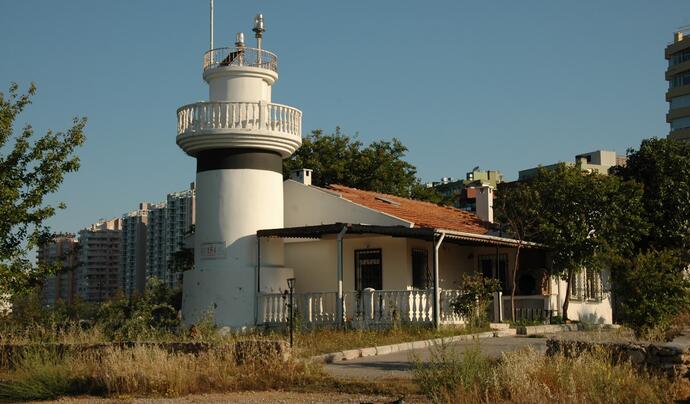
40, 391, 428, 403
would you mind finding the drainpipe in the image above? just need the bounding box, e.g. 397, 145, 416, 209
336, 225, 348, 326
433, 232, 445, 329
255, 236, 262, 325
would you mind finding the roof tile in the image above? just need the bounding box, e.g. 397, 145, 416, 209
327, 184, 490, 235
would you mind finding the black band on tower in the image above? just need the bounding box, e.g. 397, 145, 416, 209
196, 149, 283, 173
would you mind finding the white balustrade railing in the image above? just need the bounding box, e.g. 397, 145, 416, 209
176, 101, 302, 138
440, 289, 463, 324
259, 289, 463, 327
203, 46, 278, 72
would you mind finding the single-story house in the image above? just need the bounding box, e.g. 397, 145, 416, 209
254, 171, 613, 327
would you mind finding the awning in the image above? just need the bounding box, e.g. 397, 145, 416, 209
257, 223, 546, 249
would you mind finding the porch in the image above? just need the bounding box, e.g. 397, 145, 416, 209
257, 223, 552, 328
257, 289, 554, 327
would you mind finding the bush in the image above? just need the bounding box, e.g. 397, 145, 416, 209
450, 273, 500, 328
611, 249, 690, 338
412, 343, 493, 402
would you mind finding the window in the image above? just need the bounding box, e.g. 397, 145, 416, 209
569, 269, 602, 302
478, 254, 508, 293
670, 94, 690, 110
411, 249, 430, 289
669, 48, 690, 67
671, 116, 690, 131
669, 71, 690, 89
584, 268, 602, 301
355, 249, 382, 291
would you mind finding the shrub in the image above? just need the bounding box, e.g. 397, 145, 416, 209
450, 273, 500, 328
611, 249, 690, 338
412, 343, 493, 402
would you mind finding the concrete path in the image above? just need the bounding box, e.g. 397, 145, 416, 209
324, 334, 553, 380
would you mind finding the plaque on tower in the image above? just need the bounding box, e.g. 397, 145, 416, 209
200, 242, 226, 259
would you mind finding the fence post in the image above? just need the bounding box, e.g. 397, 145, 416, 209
363, 288, 375, 326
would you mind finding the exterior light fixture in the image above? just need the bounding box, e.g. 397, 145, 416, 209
252, 13, 265, 54
235, 32, 245, 47
253, 14, 265, 35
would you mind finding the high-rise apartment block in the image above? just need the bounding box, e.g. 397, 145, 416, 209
666, 29, 690, 141
145, 184, 196, 289
38, 234, 78, 305
75, 218, 122, 303
121, 204, 149, 296
164, 185, 195, 288
146, 202, 167, 285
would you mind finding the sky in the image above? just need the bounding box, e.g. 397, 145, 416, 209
1, 0, 689, 234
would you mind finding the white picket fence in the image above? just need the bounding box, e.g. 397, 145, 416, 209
258, 289, 465, 327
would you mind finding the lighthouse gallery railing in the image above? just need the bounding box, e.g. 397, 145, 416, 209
203, 47, 278, 72
176, 101, 301, 138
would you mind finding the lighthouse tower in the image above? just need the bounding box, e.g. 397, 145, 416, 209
176, 14, 301, 328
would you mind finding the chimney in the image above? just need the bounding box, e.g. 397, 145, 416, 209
290, 168, 313, 186
675, 31, 684, 43
476, 185, 494, 223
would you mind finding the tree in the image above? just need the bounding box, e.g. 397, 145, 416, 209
514, 164, 645, 321
609, 249, 690, 338
494, 181, 541, 321
613, 138, 690, 255
609, 138, 690, 334
283, 127, 448, 202
0, 83, 86, 295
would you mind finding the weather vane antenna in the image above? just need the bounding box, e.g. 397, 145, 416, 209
210, 0, 214, 50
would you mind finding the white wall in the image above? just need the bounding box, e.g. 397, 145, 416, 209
551, 269, 613, 324
284, 180, 412, 228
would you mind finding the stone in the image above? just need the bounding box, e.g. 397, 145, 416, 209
340, 349, 360, 360
626, 349, 645, 365
375, 345, 392, 355
233, 339, 290, 364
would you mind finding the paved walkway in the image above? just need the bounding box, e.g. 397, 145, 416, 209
324, 334, 553, 380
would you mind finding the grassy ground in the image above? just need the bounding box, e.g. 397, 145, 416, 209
412, 342, 690, 403
2, 324, 688, 402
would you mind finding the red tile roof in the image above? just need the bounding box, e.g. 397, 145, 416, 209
327, 184, 490, 235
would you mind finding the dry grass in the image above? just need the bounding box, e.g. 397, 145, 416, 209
0, 343, 323, 402
413, 343, 686, 403
0, 322, 109, 345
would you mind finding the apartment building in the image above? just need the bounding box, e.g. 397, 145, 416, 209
666, 28, 690, 141
164, 184, 195, 288
146, 202, 167, 285
38, 233, 78, 305
518, 150, 625, 180
121, 204, 149, 296
75, 219, 122, 303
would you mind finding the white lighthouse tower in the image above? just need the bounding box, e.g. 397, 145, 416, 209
176, 13, 301, 328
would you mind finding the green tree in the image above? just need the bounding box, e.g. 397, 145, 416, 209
609, 249, 690, 338
613, 137, 690, 254
284, 127, 448, 202
609, 138, 690, 334
494, 181, 541, 321
517, 165, 645, 321
0, 83, 86, 295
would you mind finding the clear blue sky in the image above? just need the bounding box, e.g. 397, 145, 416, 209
1, 1, 689, 234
